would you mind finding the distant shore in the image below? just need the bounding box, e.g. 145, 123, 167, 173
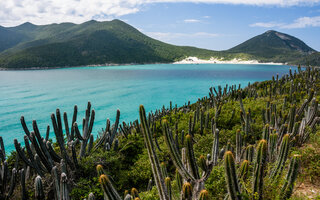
0, 58, 289, 70
174, 56, 284, 65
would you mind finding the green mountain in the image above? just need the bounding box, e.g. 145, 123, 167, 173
0, 20, 217, 68
227, 30, 316, 63
0, 21, 318, 69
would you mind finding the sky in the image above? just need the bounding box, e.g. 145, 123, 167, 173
0, 0, 320, 51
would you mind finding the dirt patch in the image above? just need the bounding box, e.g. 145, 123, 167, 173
294, 181, 320, 199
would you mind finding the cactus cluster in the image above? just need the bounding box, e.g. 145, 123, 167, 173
1, 66, 319, 199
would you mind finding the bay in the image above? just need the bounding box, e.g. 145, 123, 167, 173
0, 63, 296, 152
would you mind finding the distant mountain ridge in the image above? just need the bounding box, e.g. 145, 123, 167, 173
227, 30, 316, 63
0, 20, 318, 68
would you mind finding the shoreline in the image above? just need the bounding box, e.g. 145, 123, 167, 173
0, 57, 292, 71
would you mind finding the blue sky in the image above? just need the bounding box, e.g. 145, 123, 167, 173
1, 0, 320, 50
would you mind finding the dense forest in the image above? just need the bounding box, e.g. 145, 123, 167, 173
0, 66, 319, 199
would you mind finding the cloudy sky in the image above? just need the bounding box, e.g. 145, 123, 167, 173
1, 0, 320, 50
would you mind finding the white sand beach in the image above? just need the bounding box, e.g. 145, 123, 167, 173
174, 56, 284, 65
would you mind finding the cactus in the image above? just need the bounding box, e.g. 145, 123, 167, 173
147, 179, 153, 191
185, 134, 200, 179
20, 168, 29, 200
176, 169, 183, 192
165, 177, 172, 200
131, 188, 140, 198
60, 173, 70, 200
239, 160, 249, 181
199, 190, 209, 200
88, 193, 95, 200
0, 138, 17, 200
271, 134, 290, 179
252, 140, 268, 200
224, 151, 242, 200
163, 119, 214, 198
182, 182, 192, 200
236, 130, 242, 163
268, 133, 278, 162
99, 174, 122, 200
92, 109, 120, 152
244, 145, 254, 163
139, 105, 169, 200
279, 155, 301, 200
96, 164, 104, 176
35, 176, 45, 200
211, 125, 219, 166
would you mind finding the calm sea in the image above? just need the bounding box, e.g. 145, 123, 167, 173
0, 64, 296, 152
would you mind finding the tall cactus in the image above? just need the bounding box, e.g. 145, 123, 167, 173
252, 140, 268, 200
271, 134, 290, 179
99, 174, 122, 200
182, 182, 193, 200
139, 105, 169, 200
199, 190, 209, 200
224, 151, 242, 200
0, 137, 17, 200
35, 176, 45, 200
279, 155, 301, 200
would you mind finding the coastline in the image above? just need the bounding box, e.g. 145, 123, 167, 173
0, 57, 289, 71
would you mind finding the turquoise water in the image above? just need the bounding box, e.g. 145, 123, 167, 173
0, 64, 296, 152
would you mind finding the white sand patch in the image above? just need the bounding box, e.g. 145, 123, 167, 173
174, 57, 284, 65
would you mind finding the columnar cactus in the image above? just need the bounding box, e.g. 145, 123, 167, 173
252, 140, 268, 200
88, 193, 95, 200
199, 190, 209, 200
279, 155, 301, 200
34, 176, 45, 200
271, 134, 290, 179
99, 174, 122, 200
60, 173, 70, 200
236, 130, 242, 163
0, 137, 17, 200
224, 151, 242, 200
239, 160, 249, 181
139, 105, 169, 200
20, 168, 29, 200
182, 182, 192, 200
165, 177, 172, 200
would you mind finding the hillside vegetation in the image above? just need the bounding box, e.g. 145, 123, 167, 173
0, 20, 318, 68
1, 66, 320, 199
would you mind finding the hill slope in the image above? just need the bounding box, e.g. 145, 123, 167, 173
227, 30, 316, 63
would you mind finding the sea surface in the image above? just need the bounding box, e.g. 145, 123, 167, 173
0, 64, 296, 152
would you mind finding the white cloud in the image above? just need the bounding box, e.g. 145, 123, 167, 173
250, 22, 284, 28
184, 19, 201, 23
250, 16, 320, 29
0, 0, 320, 26
282, 16, 320, 28
146, 31, 219, 41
